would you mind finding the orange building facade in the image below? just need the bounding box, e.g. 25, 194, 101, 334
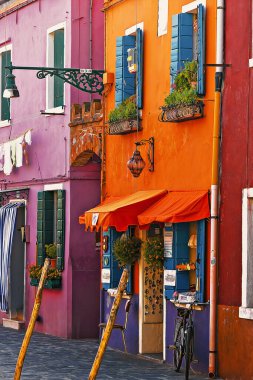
83, 0, 218, 373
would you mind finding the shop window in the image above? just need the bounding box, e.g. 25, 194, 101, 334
46, 23, 65, 112
37, 190, 65, 270
164, 220, 206, 303
101, 227, 134, 294
239, 189, 253, 319
115, 27, 143, 108
170, 4, 206, 95
0, 46, 11, 126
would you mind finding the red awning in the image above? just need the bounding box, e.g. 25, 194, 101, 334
138, 190, 210, 226
79, 190, 167, 232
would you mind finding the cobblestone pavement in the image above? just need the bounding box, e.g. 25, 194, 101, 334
0, 326, 211, 380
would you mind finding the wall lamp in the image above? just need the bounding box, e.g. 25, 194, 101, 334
127, 137, 154, 178
3, 62, 104, 98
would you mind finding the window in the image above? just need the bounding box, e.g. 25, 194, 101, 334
37, 190, 65, 270
115, 24, 144, 109
239, 188, 253, 319
158, 0, 168, 37
0, 45, 11, 126
170, 2, 206, 95
101, 227, 133, 294
46, 23, 65, 112
164, 220, 206, 303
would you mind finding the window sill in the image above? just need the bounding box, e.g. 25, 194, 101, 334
239, 306, 253, 320
249, 59, 253, 68
0, 120, 10, 128
41, 106, 65, 116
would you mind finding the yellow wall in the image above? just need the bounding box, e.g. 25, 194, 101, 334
104, 0, 217, 196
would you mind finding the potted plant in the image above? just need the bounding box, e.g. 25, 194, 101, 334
107, 96, 141, 135
113, 234, 142, 267
160, 60, 204, 122
28, 264, 62, 289
143, 236, 164, 269
45, 243, 57, 268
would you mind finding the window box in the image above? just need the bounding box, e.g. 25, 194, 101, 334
159, 101, 204, 123
30, 277, 62, 289
107, 118, 142, 135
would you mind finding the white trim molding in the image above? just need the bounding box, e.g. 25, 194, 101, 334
46, 22, 66, 111
44, 183, 64, 191
125, 22, 144, 36
239, 188, 253, 319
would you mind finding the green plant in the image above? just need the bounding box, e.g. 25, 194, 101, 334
165, 60, 199, 107
108, 95, 137, 123
113, 234, 142, 267
143, 237, 164, 269
28, 264, 62, 280
45, 243, 57, 259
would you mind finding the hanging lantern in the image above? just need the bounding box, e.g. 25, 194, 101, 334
127, 149, 146, 177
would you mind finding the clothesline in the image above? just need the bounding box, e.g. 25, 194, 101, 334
0, 128, 33, 145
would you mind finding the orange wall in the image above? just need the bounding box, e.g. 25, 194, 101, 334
104, 0, 217, 197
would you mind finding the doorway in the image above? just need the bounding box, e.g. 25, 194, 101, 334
9, 205, 25, 320
139, 225, 164, 359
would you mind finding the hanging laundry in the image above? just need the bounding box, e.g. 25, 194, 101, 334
24, 130, 32, 145
15, 136, 23, 168
0, 145, 4, 171
3, 142, 13, 175
10, 140, 16, 166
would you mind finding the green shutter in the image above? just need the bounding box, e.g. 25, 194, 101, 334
56, 190, 65, 270
1, 50, 11, 121
54, 29, 64, 108
37, 191, 54, 266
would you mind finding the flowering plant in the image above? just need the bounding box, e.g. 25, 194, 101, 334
113, 235, 142, 267
143, 237, 164, 269
28, 264, 62, 280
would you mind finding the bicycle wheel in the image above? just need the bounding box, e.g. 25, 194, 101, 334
185, 326, 194, 380
174, 325, 184, 372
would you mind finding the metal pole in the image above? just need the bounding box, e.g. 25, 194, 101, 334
14, 258, 50, 380
88, 268, 129, 380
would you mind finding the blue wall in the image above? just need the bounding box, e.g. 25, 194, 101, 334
166, 301, 209, 372
101, 290, 139, 354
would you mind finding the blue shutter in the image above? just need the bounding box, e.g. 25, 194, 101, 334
56, 190, 65, 270
196, 219, 206, 302
115, 36, 136, 107
164, 223, 190, 299
1, 50, 11, 121
197, 4, 206, 95
54, 29, 64, 107
102, 228, 133, 293
136, 28, 143, 109
170, 13, 193, 80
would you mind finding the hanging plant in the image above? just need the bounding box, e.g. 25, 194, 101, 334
143, 237, 164, 269
113, 234, 142, 267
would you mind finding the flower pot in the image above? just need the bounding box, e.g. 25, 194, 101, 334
50, 258, 56, 268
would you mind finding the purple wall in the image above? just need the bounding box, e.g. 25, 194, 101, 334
166, 301, 209, 372
102, 291, 139, 354
0, 0, 104, 338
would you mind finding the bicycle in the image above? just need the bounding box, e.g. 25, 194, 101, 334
170, 305, 195, 380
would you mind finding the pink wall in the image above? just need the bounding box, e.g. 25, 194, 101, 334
0, 0, 103, 338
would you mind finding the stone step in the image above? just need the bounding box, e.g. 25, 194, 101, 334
2, 318, 25, 330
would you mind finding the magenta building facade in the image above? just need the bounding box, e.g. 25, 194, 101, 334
0, 0, 104, 338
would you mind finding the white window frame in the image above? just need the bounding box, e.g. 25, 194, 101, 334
239, 188, 253, 320
158, 0, 168, 37
182, 0, 206, 13
0, 43, 12, 128
46, 22, 66, 114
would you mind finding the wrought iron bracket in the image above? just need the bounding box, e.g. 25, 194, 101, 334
6, 62, 104, 94
135, 137, 154, 172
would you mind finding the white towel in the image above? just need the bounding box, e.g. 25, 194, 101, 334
16, 136, 23, 168
25, 130, 32, 145
0, 145, 4, 171
10, 141, 16, 166
3, 142, 13, 175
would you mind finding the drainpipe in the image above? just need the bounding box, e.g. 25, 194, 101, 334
209, 0, 224, 378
